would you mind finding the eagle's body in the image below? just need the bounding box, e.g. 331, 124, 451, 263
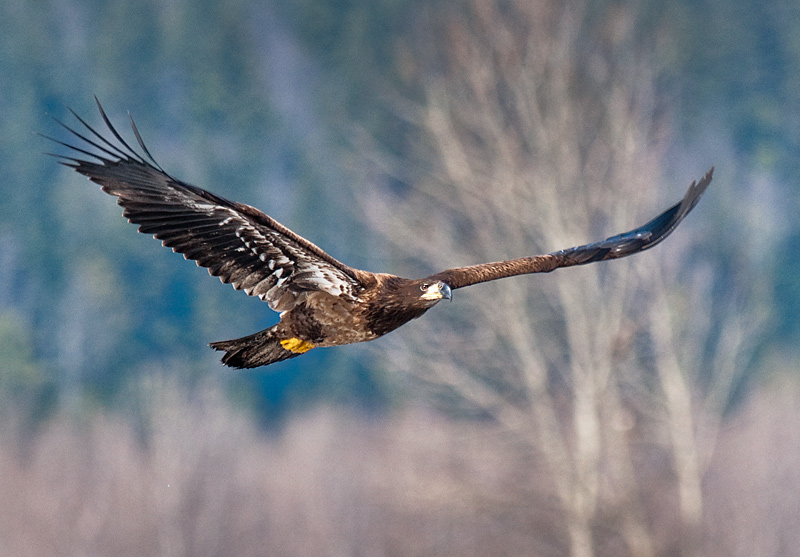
47, 101, 713, 369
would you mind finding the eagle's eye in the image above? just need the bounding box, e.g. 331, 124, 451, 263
419, 283, 429, 292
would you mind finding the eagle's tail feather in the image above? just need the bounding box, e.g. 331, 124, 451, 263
210, 327, 301, 369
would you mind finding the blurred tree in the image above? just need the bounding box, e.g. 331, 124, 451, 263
662, 0, 797, 346
351, 1, 766, 554
1, 0, 386, 412
0, 0, 790, 420
0, 311, 42, 393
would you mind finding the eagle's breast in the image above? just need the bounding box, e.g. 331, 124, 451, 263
284, 291, 379, 347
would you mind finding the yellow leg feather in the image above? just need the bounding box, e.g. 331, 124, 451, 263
280, 338, 315, 354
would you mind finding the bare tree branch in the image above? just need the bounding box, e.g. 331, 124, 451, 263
352, 1, 764, 555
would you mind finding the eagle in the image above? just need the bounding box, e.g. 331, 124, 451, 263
46, 101, 713, 369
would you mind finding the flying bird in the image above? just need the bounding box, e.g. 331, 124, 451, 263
46, 101, 713, 369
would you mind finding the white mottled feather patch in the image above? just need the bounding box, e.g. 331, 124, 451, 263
209, 209, 361, 312
187, 200, 217, 214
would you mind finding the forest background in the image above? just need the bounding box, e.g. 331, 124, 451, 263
1, 0, 798, 555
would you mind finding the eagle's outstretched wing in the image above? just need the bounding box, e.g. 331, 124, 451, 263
46, 99, 369, 313
430, 168, 713, 289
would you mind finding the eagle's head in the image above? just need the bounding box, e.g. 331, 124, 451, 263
363, 277, 453, 338
417, 280, 452, 305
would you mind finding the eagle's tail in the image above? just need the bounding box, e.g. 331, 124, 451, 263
210, 327, 302, 369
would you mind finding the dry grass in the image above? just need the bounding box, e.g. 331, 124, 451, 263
0, 376, 564, 557
1, 374, 798, 556
703, 374, 800, 557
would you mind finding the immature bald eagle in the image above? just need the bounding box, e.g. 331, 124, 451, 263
47, 101, 713, 369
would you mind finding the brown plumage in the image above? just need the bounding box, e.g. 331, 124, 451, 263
46, 101, 713, 369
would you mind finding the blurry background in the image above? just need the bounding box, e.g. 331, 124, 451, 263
0, 0, 797, 555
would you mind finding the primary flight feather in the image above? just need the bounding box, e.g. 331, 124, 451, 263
47, 101, 713, 368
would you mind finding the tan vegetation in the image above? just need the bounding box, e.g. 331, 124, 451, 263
0, 373, 796, 556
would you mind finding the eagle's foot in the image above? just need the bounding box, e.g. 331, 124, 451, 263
280, 338, 316, 354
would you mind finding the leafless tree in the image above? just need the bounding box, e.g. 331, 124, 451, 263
354, 1, 765, 555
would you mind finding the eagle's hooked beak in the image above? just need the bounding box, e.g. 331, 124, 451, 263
441, 282, 452, 301
422, 281, 452, 302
